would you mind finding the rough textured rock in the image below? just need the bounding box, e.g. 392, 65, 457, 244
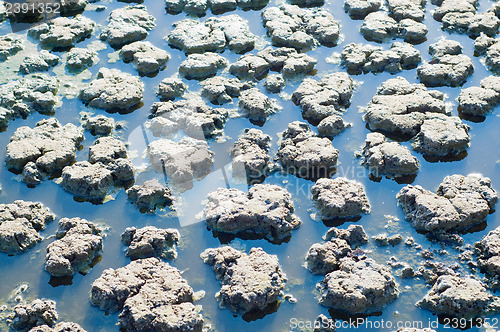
361, 132, 419, 177
19, 51, 59, 74
201, 246, 286, 314
0, 200, 54, 254
433, 0, 476, 22
28, 16, 95, 49
317, 257, 399, 314
66, 48, 97, 71
239, 88, 277, 125
100, 5, 155, 48
82, 114, 115, 136
179, 52, 228, 80
165, 0, 268, 15
457, 76, 500, 116
387, 0, 425, 21
398, 18, 428, 43
0, 74, 58, 124
306, 238, 352, 274
79, 68, 144, 111
324, 224, 369, 247
277, 121, 339, 179
28, 322, 87, 332
265, 74, 285, 93
168, 15, 255, 54
203, 184, 300, 240
61, 137, 134, 199
397, 174, 497, 233
417, 275, 499, 318
120, 41, 170, 75
157, 77, 186, 100
341, 42, 421, 74
126, 179, 173, 212
292, 72, 354, 125
229, 129, 272, 180
475, 226, 500, 286
45, 218, 103, 277
148, 137, 213, 185
11, 299, 58, 331
60, 0, 87, 14
149, 98, 228, 138
121, 226, 179, 259
311, 177, 371, 219
360, 12, 398, 42
229, 54, 271, 80
90, 258, 203, 331
5, 118, 84, 185
344, 0, 381, 19
261, 5, 340, 50
201, 76, 253, 104
0, 35, 23, 61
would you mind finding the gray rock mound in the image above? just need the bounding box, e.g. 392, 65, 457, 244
5, 118, 84, 185
397, 174, 497, 234
344, 0, 381, 19
361, 132, 419, 177
0, 35, 23, 61
277, 121, 339, 179
317, 257, 399, 314
311, 177, 371, 219
0, 200, 54, 254
201, 246, 286, 314
121, 226, 179, 259
28, 322, 87, 332
306, 238, 352, 274
28, 16, 95, 49
66, 48, 97, 71
229, 129, 272, 180
457, 76, 500, 117
324, 224, 369, 246
20, 51, 59, 74
120, 41, 170, 75
126, 179, 173, 212
82, 114, 115, 136
201, 76, 253, 104
90, 258, 203, 331
417, 275, 500, 318
475, 225, 500, 287
360, 12, 398, 42
265, 74, 285, 93
165, 0, 268, 15
60, 0, 87, 14
168, 15, 255, 54
203, 184, 301, 241
79, 68, 144, 111
261, 5, 340, 50
238, 88, 277, 125
157, 77, 186, 100
100, 5, 155, 48
45, 218, 103, 277
11, 299, 58, 331
179, 52, 227, 80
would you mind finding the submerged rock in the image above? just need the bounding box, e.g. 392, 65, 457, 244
100, 5, 155, 48
168, 15, 255, 54
311, 177, 371, 219
45, 218, 103, 277
457, 76, 500, 117
261, 5, 340, 50
417, 275, 500, 318
317, 257, 399, 314
19, 51, 59, 74
157, 77, 186, 100
277, 121, 339, 179
203, 184, 301, 241
238, 88, 277, 125
121, 226, 179, 259
397, 174, 497, 234
5, 118, 84, 185
201, 76, 253, 104
0, 35, 23, 61
201, 246, 286, 314
66, 48, 97, 71
126, 179, 173, 212
28, 16, 95, 49
82, 114, 115, 136
230, 129, 272, 180
79, 68, 144, 112
179, 52, 228, 80
0, 200, 54, 254
292, 72, 354, 125
361, 132, 419, 177
119, 41, 170, 75
90, 258, 203, 331
11, 299, 58, 331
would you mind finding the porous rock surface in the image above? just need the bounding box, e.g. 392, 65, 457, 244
165, 0, 268, 15
19, 51, 59, 74
11, 299, 58, 331
121, 226, 179, 259
126, 179, 173, 212
361, 132, 419, 177
28, 16, 95, 49
229, 128, 272, 180
90, 258, 203, 331
201, 246, 286, 314
179, 52, 227, 80
201, 76, 253, 104
0, 35, 23, 61
82, 114, 115, 136
5, 118, 84, 186
119, 41, 170, 75
168, 15, 255, 54
203, 184, 301, 240
261, 5, 340, 50
475, 226, 500, 287
66, 48, 97, 71
317, 257, 399, 314
344, 0, 382, 19
324, 224, 369, 246
397, 174, 498, 234
28, 322, 87, 332
360, 12, 398, 42
45, 218, 103, 277
79, 68, 144, 111
0, 200, 54, 254
277, 121, 339, 179
157, 77, 186, 100
311, 177, 371, 219
100, 5, 155, 48
238, 88, 277, 125
457, 76, 500, 117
